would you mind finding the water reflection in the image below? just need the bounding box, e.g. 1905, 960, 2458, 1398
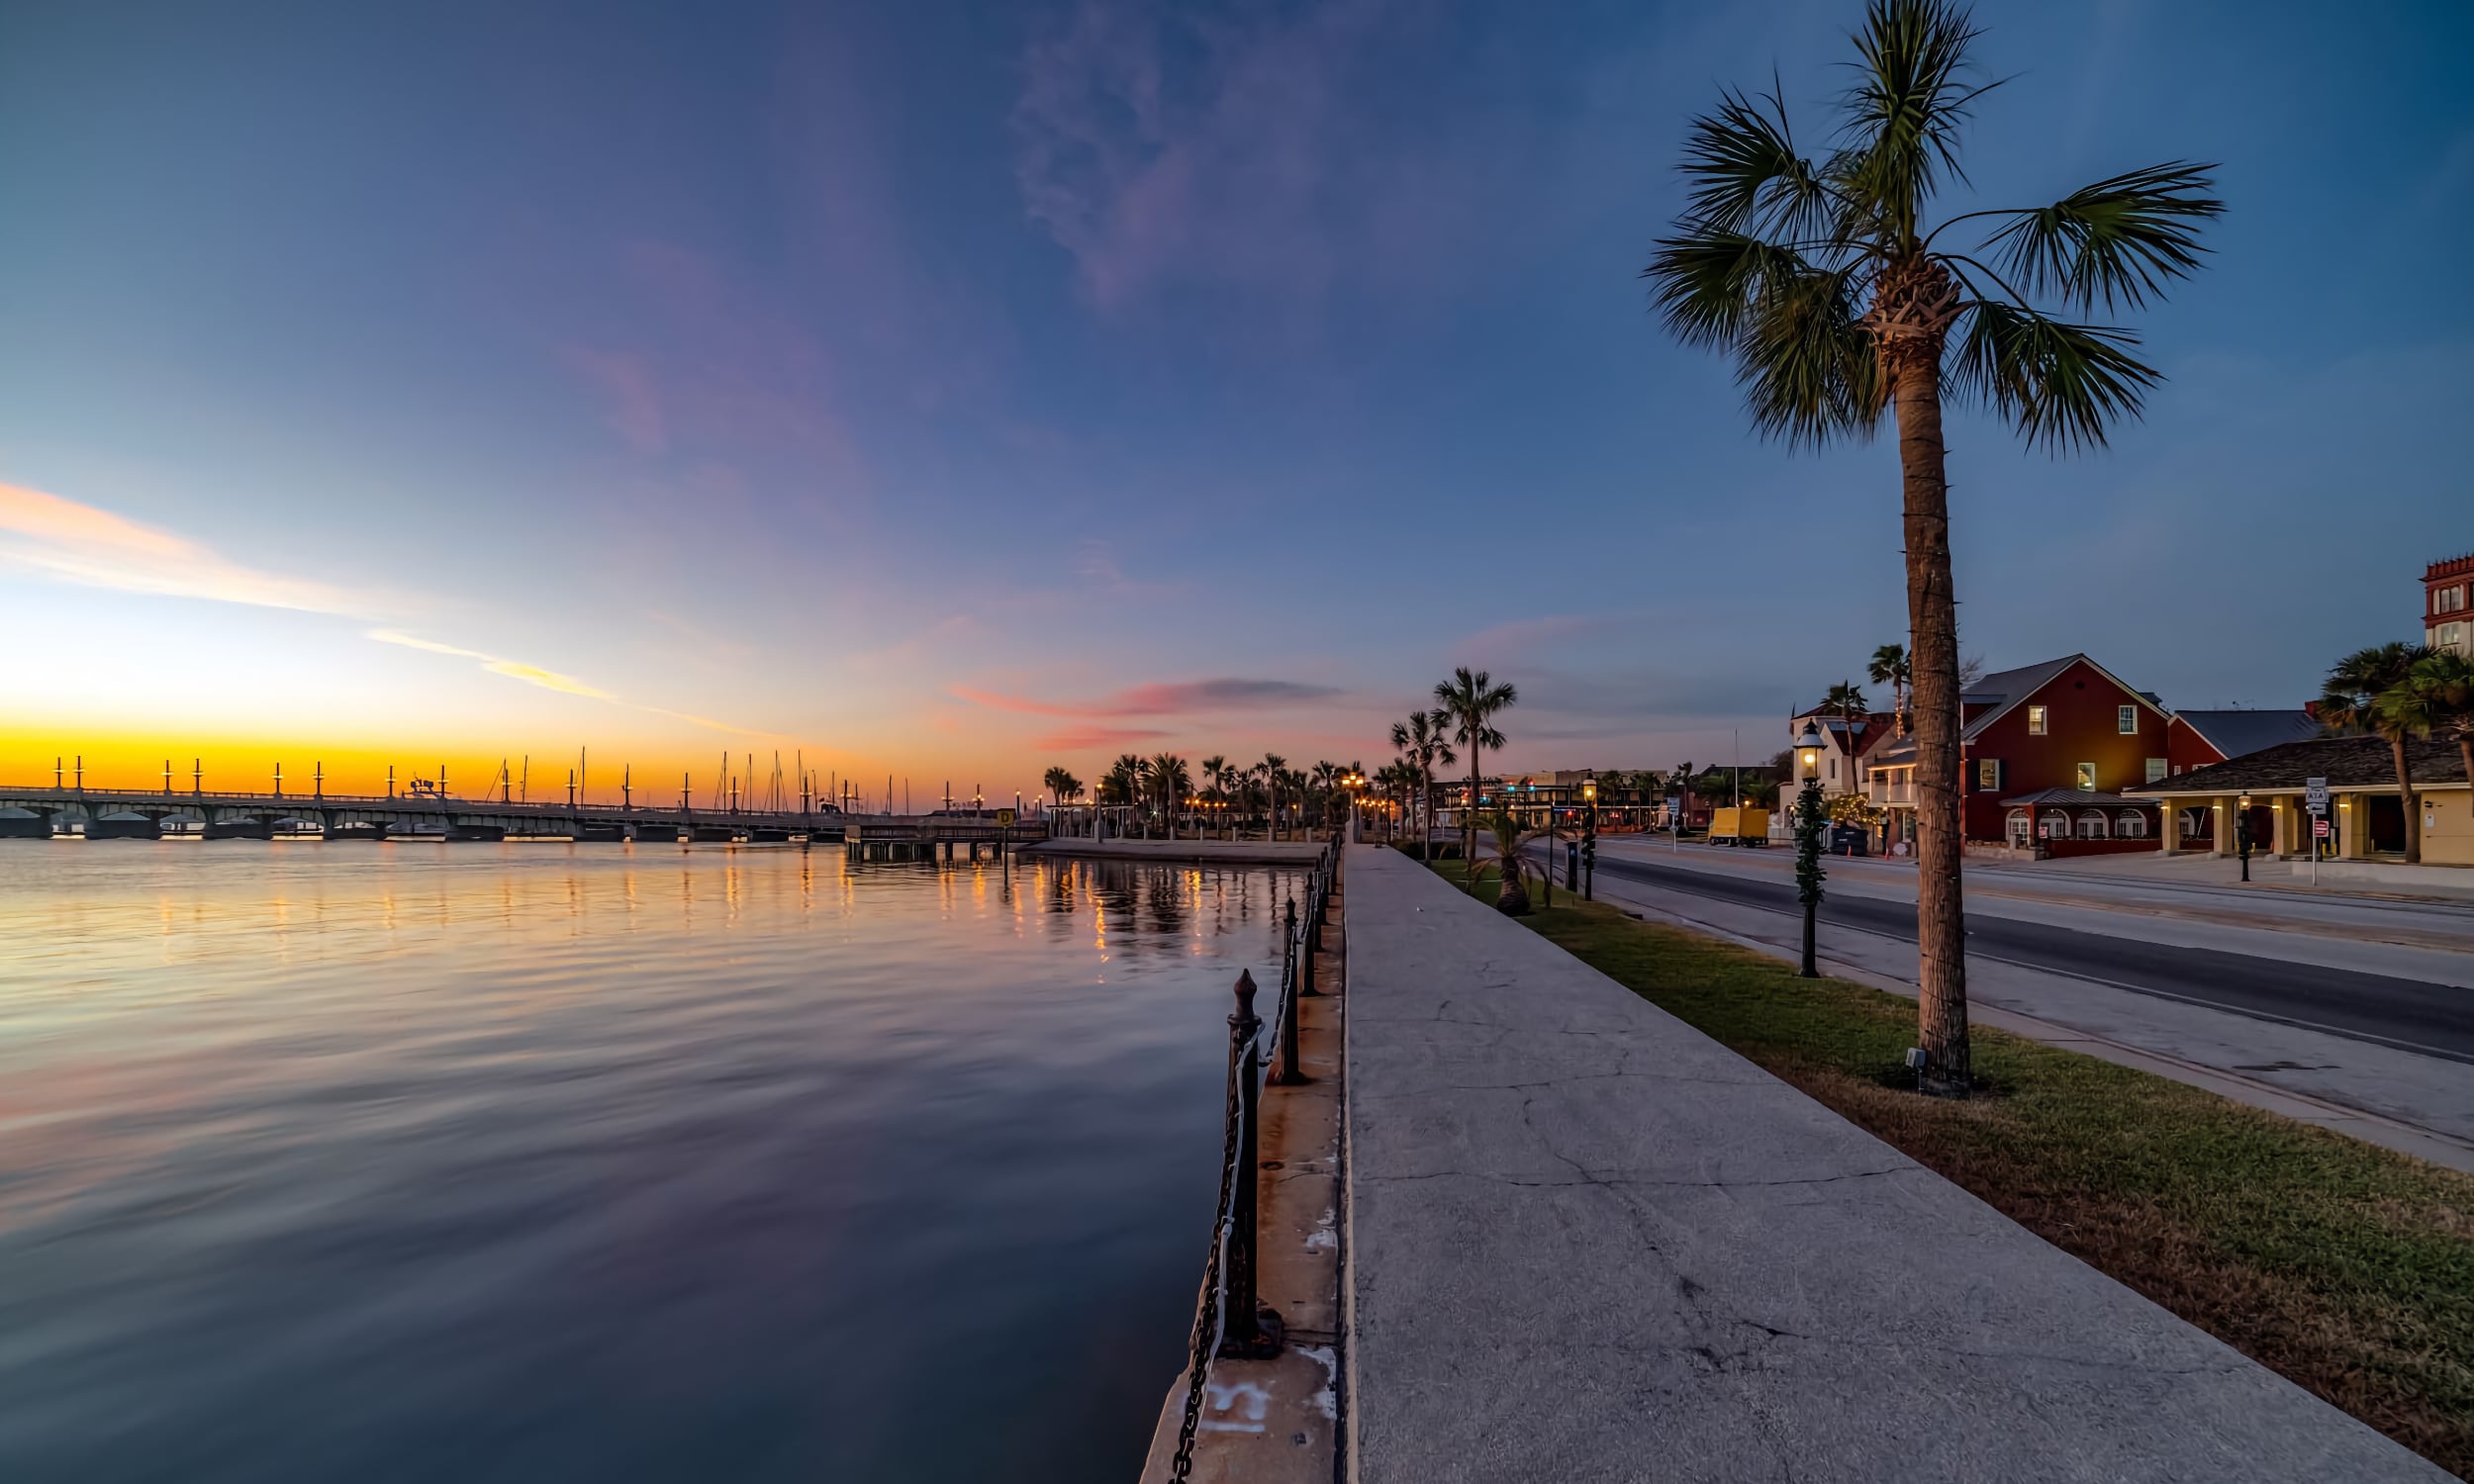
0, 843, 1301, 1484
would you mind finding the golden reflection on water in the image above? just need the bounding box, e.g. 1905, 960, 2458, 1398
0, 839, 1310, 1483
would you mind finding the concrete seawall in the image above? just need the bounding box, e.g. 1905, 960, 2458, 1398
1023, 839, 1325, 866
1341, 844, 2442, 1482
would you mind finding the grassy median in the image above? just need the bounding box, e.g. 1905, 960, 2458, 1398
1429, 861, 2474, 1475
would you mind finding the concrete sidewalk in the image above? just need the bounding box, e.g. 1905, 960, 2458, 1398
1342, 846, 2442, 1482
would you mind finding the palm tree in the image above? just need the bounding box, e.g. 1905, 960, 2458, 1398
1821, 681, 1870, 746
1645, 0, 2222, 1093
1435, 667, 1517, 873
1259, 754, 1288, 841
1200, 755, 1231, 838
1478, 809, 1546, 916
1310, 761, 1343, 831
2403, 653, 2474, 810
2322, 644, 2435, 863
1389, 709, 1458, 860
1041, 765, 1074, 805
1145, 753, 1191, 837
1868, 644, 1912, 736
1107, 754, 1144, 833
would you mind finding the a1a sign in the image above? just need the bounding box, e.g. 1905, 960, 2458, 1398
2304, 777, 2330, 815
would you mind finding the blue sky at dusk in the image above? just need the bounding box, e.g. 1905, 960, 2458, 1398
3, 0, 2468, 794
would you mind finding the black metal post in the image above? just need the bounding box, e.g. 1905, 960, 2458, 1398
1277, 937, 1304, 1085
1793, 775, 1827, 977
1582, 801, 1596, 900
2236, 812, 2252, 882
1291, 896, 1317, 998
1219, 971, 1283, 1357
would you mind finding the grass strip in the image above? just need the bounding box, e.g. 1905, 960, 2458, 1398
1429, 861, 2474, 1476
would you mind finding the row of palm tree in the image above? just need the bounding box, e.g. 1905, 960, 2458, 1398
1041, 751, 1370, 840
2318, 645, 2474, 865
1647, 0, 2224, 1093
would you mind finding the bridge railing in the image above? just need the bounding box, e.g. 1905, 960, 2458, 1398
0, 785, 847, 821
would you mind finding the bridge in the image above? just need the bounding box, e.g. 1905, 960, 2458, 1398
0, 785, 1056, 854
0, 783, 848, 844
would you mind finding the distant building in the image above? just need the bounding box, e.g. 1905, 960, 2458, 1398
2426, 553, 2473, 657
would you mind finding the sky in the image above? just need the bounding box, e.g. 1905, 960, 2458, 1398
3, 0, 2469, 802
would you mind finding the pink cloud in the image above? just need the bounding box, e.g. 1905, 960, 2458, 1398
1010, 0, 1428, 315
1032, 724, 1173, 752
955, 678, 1343, 718
564, 347, 667, 453
556, 243, 870, 496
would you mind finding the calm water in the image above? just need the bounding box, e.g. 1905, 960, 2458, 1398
0, 842, 1298, 1482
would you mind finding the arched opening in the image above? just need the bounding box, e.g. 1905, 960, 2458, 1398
2116, 810, 2148, 839
2076, 810, 2109, 840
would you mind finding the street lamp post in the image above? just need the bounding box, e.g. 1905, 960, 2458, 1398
1581, 773, 1597, 901
2236, 790, 2253, 882
1794, 722, 1828, 977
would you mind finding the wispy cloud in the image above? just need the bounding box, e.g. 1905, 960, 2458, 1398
1011, 0, 1451, 318
1032, 724, 1172, 752
955, 677, 1343, 718
365, 630, 616, 699
367, 628, 778, 735
1, 480, 775, 736
0, 480, 358, 614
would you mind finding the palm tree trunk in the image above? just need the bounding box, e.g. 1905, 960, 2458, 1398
1898, 369, 1971, 1095
2392, 736, 2421, 865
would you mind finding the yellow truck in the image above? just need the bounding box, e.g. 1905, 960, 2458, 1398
1706, 806, 1772, 846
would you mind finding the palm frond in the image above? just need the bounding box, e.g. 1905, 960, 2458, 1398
1948, 295, 2158, 452
1982, 162, 2224, 312
1738, 259, 1883, 448
1835, 0, 1989, 245
1643, 231, 1810, 349
1676, 84, 1840, 241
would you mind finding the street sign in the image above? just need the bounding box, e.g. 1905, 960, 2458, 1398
995, 808, 1016, 827
2304, 777, 2329, 815
2314, 818, 2331, 839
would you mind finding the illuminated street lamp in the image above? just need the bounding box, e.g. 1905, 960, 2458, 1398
2236, 790, 2254, 881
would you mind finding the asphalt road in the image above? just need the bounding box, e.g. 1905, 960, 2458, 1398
1584, 851, 2474, 1065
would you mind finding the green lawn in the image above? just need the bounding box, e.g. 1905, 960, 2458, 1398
1428, 860, 2474, 1476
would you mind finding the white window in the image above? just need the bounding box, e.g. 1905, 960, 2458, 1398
2006, 809, 2032, 845
2117, 811, 2148, 838
2077, 810, 2109, 840
2144, 758, 2168, 784
2028, 704, 2047, 735
2118, 704, 2138, 735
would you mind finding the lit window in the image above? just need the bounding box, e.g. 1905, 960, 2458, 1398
2028, 704, 2047, 735
2118, 704, 2138, 734
2075, 762, 2097, 791
1977, 759, 1999, 789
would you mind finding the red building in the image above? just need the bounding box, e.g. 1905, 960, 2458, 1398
1953, 655, 2175, 850
2426, 552, 2473, 658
